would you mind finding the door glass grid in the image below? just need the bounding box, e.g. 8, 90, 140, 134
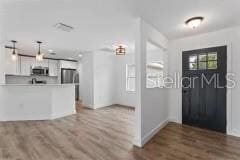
198, 53, 207, 70
189, 52, 217, 70
207, 52, 217, 69
189, 55, 197, 70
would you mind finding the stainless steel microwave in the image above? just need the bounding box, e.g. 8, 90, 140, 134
31, 66, 49, 76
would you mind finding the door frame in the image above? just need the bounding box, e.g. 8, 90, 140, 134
177, 43, 232, 135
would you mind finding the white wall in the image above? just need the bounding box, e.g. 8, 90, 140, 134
77, 61, 82, 99
0, 39, 5, 84
81, 53, 94, 107
81, 52, 119, 109
0, 45, 5, 120
0, 25, 6, 120
81, 50, 137, 109
115, 54, 136, 107
134, 19, 169, 147
113, 45, 167, 108
168, 26, 240, 137
93, 52, 116, 108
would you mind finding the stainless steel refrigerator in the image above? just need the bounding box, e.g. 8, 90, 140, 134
61, 69, 79, 101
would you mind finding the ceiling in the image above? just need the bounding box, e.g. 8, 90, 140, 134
137, 0, 240, 39
1, 0, 240, 60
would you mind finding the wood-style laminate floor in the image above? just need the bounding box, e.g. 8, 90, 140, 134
1, 104, 240, 160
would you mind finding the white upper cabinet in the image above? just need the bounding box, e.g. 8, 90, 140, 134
5, 48, 19, 75
4, 48, 75, 77
60, 60, 78, 69
20, 56, 35, 76
49, 60, 58, 76
34, 59, 49, 68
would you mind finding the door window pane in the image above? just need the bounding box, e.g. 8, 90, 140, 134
188, 52, 218, 70
189, 55, 197, 63
208, 61, 217, 69
199, 61, 207, 70
189, 63, 197, 70
208, 53, 217, 60
199, 54, 207, 61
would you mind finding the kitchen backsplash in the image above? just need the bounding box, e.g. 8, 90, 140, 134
5, 75, 58, 84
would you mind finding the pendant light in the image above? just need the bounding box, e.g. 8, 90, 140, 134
36, 41, 43, 61
11, 40, 17, 61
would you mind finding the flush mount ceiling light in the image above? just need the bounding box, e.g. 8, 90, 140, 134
36, 41, 44, 61
115, 45, 126, 55
11, 40, 18, 61
185, 17, 204, 29
54, 23, 74, 32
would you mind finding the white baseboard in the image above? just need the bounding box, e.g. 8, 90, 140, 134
115, 103, 135, 108
141, 120, 169, 147
169, 119, 240, 139
83, 103, 134, 110
52, 110, 76, 120
228, 129, 240, 137
83, 104, 94, 109
82, 103, 106, 110
168, 118, 181, 124
93, 103, 113, 109
133, 137, 142, 148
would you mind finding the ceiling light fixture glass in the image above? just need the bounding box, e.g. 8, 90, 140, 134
116, 45, 126, 55
11, 40, 18, 61
48, 49, 53, 53
36, 41, 44, 61
185, 17, 204, 29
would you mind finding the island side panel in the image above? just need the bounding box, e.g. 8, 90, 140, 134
2, 86, 52, 121
51, 85, 76, 119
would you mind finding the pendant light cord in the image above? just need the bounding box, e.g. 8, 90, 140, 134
38, 43, 40, 55
13, 43, 15, 54
11, 40, 17, 55
37, 41, 42, 55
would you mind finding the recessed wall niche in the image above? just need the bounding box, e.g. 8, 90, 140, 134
146, 41, 165, 89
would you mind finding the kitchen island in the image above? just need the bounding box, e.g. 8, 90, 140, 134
0, 84, 76, 121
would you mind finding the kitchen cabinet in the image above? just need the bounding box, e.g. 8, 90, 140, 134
5, 49, 19, 75
4, 49, 75, 77
20, 57, 51, 76
20, 56, 35, 76
60, 60, 77, 69
34, 59, 49, 68
49, 60, 58, 76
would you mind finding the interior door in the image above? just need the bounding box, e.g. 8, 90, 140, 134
182, 46, 227, 133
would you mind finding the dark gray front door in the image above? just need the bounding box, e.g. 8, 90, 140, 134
182, 46, 227, 133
